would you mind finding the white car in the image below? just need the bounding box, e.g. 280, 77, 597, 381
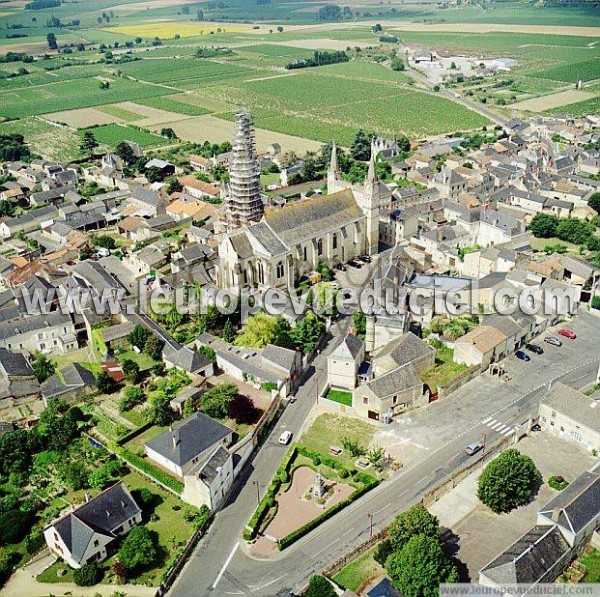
279, 430, 293, 445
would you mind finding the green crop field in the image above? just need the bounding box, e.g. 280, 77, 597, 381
135, 96, 213, 116
529, 59, 600, 83
546, 96, 600, 116
118, 57, 252, 84
79, 124, 167, 149
0, 77, 171, 119
96, 104, 143, 121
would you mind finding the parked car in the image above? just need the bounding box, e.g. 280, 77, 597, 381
515, 350, 531, 361
531, 424, 541, 432
279, 430, 293, 445
544, 336, 563, 347
558, 328, 576, 339
348, 259, 362, 269
359, 254, 372, 263
525, 344, 544, 355
465, 442, 483, 456
335, 263, 347, 272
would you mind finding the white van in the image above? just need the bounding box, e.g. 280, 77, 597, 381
279, 430, 293, 445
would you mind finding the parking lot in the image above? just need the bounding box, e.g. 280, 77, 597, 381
431, 432, 596, 581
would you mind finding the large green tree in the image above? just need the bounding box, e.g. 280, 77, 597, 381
80, 130, 98, 155
118, 526, 157, 571
477, 448, 541, 513
128, 324, 150, 350
350, 129, 372, 161
200, 383, 237, 419
234, 312, 279, 348
305, 575, 337, 597
31, 352, 56, 383
388, 503, 440, 551
528, 213, 558, 238
386, 534, 458, 596
589, 192, 600, 214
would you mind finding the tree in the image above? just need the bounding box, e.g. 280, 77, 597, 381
373, 538, 394, 566
31, 352, 55, 382
0, 200, 15, 218
91, 235, 116, 250
391, 57, 405, 71
367, 445, 385, 468
46, 32, 57, 50
317, 4, 342, 21
386, 534, 458, 596
305, 575, 336, 597
118, 526, 157, 571
147, 392, 172, 426
73, 563, 101, 586
350, 129, 371, 161
222, 319, 236, 343
96, 371, 117, 394
121, 359, 140, 383
201, 383, 237, 419
234, 312, 279, 347
477, 449, 541, 513
290, 311, 324, 354
272, 317, 295, 349
388, 504, 440, 551
116, 141, 136, 166
120, 386, 144, 412
529, 213, 558, 238
352, 311, 366, 339
340, 436, 365, 457
128, 324, 150, 350
143, 334, 163, 361
228, 394, 259, 424
80, 130, 98, 155
589, 192, 600, 214
61, 460, 89, 490
161, 127, 177, 140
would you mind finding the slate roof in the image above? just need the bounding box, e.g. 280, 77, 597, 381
146, 412, 232, 467
0, 348, 34, 378
540, 383, 600, 434
198, 445, 231, 485
262, 343, 298, 372
0, 312, 72, 341
330, 335, 364, 361
372, 332, 432, 373
163, 346, 212, 373
366, 362, 421, 399
247, 222, 288, 257
538, 470, 600, 535
480, 525, 569, 586
41, 363, 96, 400
455, 325, 507, 354
49, 482, 141, 564
264, 188, 363, 246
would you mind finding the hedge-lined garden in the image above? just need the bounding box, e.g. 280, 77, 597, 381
243, 444, 378, 547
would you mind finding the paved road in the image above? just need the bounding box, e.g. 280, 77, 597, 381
171, 312, 599, 597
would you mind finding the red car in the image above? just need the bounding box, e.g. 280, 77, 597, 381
558, 329, 576, 339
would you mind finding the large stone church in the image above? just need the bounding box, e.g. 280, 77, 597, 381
215, 112, 388, 292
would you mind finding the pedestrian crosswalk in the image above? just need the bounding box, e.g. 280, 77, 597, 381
481, 416, 516, 436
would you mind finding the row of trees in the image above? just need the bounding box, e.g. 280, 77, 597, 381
529, 212, 600, 251
285, 50, 349, 70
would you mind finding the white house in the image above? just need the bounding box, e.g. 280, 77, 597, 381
43, 482, 142, 569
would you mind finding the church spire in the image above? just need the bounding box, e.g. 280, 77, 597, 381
366, 142, 378, 184
327, 140, 340, 195
330, 141, 339, 174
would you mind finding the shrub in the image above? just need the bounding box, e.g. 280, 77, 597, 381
548, 475, 569, 491
73, 564, 101, 586
312, 456, 321, 466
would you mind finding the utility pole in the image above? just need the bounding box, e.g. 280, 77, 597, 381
481, 432, 487, 455
366, 512, 374, 538
252, 480, 260, 507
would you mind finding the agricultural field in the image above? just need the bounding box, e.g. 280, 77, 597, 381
79, 124, 169, 149
95, 103, 144, 122
43, 107, 124, 128
104, 21, 252, 39
512, 90, 597, 113
0, 76, 171, 119
134, 95, 213, 116
146, 114, 322, 154
545, 96, 600, 116
0, 117, 83, 162
527, 58, 600, 83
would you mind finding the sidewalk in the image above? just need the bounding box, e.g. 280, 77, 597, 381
3, 569, 157, 597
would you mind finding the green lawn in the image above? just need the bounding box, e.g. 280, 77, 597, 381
136, 95, 213, 116
324, 388, 353, 407
116, 350, 161, 371
581, 549, 600, 583
300, 413, 375, 470
333, 546, 383, 593
421, 346, 469, 392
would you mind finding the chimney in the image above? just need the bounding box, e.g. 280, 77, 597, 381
84, 491, 90, 503
551, 507, 561, 522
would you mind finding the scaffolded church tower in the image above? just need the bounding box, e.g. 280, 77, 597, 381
223, 111, 264, 227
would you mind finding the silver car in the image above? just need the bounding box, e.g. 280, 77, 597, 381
544, 336, 563, 347
465, 442, 484, 456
